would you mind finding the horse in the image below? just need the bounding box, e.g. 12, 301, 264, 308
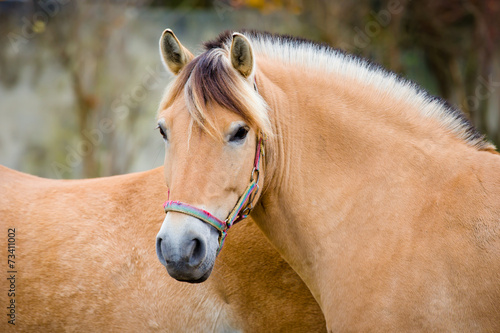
0, 166, 325, 332
155, 29, 500, 331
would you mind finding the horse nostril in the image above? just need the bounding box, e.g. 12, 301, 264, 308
185, 238, 206, 268
156, 236, 168, 266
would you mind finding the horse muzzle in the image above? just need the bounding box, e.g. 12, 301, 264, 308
156, 213, 219, 283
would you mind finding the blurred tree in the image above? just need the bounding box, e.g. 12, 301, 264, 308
1, 0, 156, 178
40, 2, 132, 177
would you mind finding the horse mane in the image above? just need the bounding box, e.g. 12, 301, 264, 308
163, 30, 494, 151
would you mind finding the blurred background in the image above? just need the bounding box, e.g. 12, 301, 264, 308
0, 0, 499, 179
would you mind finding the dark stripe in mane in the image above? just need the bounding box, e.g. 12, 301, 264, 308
203, 29, 332, 52
184, 51, 250, 120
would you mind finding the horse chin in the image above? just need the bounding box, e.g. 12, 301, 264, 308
173, 267, 214, 284
165, 258, 215, 283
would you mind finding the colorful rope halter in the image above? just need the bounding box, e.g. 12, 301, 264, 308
163, 136, 264, 255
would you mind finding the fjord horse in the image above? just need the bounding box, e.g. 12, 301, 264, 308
0, 166, 325, 332
155, 30, 500, 331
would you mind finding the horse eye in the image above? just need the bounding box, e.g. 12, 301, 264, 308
157, 125, 168, 141
229, 126, 249, 143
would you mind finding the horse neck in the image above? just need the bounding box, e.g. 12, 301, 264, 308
254, 58, 494, 318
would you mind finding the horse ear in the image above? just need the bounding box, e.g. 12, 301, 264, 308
159, 29, 194, 75
230, 33, 254, 78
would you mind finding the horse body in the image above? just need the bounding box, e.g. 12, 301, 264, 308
156, 30, 500, 331
0, 166, 325, 332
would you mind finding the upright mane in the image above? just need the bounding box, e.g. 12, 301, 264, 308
162, 30, 494, 151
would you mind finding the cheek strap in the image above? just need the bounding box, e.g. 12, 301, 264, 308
163, 136, 264, 254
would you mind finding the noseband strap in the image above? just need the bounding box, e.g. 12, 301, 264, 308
163, 136, 264, 254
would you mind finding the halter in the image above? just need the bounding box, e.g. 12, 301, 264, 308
163, 136, 264, 254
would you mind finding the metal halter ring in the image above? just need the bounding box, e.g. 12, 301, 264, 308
250, 167, 260, 183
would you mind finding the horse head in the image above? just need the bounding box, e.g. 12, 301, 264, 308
155, 30, 269, 283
